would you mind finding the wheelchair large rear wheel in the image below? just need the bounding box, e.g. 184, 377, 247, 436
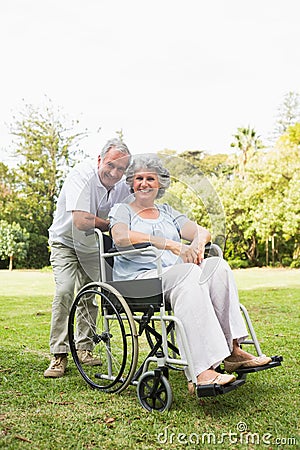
68, 282, 138, 394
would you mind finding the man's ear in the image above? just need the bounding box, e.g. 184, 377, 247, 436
97, 155, 101, 167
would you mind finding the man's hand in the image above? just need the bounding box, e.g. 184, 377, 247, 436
72, 210, 110, 232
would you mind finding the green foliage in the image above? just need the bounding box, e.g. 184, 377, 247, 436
0, 162, 17, 224
158, 120, 299, 267
162, 176, 226, 248
1, 99, 87, 268
115, 128, 124, 141
197, 153, 234, 177
213, 128, 300, 266
158, 149, 234, 179
11, 100, 86, 202
1, 94, 299, 269
290, 258, 300, 268
230, 126, 264, 180
227, 259, 250, 269
282, 122, 300, 145
272, 91, 300, 141
0, 220, 29, 270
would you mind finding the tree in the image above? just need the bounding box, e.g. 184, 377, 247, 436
0, 221, 29, 270
158, 149, 234, 180
160, 173, 226, 250
272, 91, 300, 142
8, 99, 87, 267
157, 150, 199, 180
115, 128, 124, 141
215, 120, 300, 267
278, 122, 300, 147
194, 153, 234, 178
275, 124, 300, 265
230, 126, 263, 180
0, 162, 14, 218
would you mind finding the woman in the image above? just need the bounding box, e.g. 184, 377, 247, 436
109, 155, 271, 388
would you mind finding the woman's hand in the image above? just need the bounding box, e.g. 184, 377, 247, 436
183, 243, 205, 264
179, 220, 211, 264
166, 240, 205, 264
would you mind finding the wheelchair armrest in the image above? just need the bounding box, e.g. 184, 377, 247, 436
107, 242, 152, 253
204, 242, 223, 258
105, 243, 163, 277
108, 242, 222, 259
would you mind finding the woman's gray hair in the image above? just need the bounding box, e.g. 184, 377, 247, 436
99, 138, 131, 158
126, 154, 170, 199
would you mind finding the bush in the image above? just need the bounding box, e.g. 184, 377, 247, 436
227, 259, 250, 269
41, 266, 52, 272
281, 257, 293, 267
291, 258, 300, 269
26, 234, 50, 268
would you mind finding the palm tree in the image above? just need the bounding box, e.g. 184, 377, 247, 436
231, 126, 263, 180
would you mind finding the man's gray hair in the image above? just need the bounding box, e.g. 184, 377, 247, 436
126, 154, 170, 199
99, 138, 131, 158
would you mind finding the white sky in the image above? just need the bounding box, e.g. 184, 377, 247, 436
1, 0, 300, 163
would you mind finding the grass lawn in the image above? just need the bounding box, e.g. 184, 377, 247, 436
0, 268, 299, 449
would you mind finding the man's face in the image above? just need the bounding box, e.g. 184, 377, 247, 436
97, 147, 130, 189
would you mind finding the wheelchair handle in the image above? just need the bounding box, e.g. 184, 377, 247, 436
85, 229, 95, 236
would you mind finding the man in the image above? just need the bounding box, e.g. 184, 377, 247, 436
44, 138, 131, 378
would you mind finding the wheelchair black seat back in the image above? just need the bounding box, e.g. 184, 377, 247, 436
68, 229, 283, 412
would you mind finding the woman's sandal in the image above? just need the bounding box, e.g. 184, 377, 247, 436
224, 355, 272, 373
197, 373, 236, 386
188, 373, 236, 395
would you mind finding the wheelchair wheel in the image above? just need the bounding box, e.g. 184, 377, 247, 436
137, 370, 173, 412
68, 282, 138, 394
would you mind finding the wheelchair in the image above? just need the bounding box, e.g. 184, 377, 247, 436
68, 229, 282, 412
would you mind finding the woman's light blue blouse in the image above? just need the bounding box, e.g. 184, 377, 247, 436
109, 203, 189, 280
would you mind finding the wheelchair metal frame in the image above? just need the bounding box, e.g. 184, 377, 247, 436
68, 229, 282, 411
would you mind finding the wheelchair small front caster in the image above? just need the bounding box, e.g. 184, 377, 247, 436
137, 370, 173, 412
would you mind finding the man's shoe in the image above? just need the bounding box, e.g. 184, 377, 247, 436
77, 350, 102, 366
44, 354, 68, 378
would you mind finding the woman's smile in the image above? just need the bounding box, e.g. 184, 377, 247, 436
133, 171, 160, 195
138, 188, 154, 193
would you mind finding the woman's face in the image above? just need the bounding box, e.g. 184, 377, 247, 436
132, 170, 160, 201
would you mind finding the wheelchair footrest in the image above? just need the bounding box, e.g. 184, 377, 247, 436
235, 355, 283, 375
196, 378, 246, 398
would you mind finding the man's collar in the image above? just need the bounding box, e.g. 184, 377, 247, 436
98, 179, 116, 192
